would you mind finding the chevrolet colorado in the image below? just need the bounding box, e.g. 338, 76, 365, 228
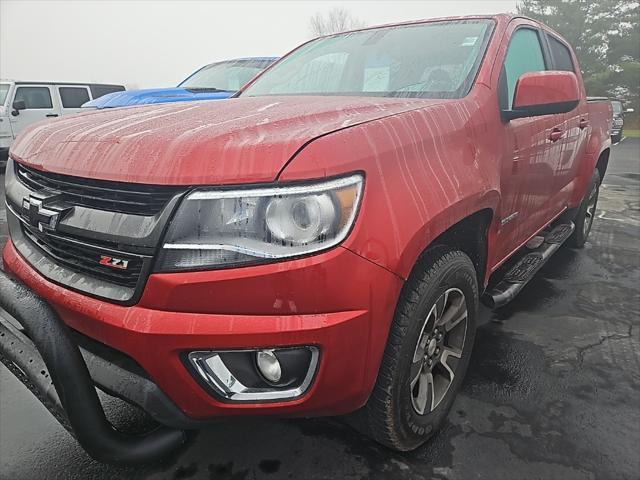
0, 14, 612, 463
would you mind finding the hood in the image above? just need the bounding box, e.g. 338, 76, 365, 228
11, 96, 438, 185
83, 87, 234, 109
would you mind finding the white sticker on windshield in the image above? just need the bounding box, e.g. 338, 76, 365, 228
462, 37, 478, 46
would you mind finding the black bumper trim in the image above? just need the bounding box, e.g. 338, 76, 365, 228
0, 270, 188, 464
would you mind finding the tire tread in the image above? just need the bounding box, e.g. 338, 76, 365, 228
362, 246, 477, 450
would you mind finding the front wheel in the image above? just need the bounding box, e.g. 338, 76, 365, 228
569, 170, 600, 248
361, 247, 478, 451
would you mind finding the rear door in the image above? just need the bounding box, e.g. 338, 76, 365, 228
494, 25, 565, 264
9, 84, 61, 137
56, 85, 92, 115
543, 33, 589, 211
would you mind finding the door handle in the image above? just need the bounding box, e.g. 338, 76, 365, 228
579, 118, 590, 129
45, 114, 59, 118
549, 128, 564, 142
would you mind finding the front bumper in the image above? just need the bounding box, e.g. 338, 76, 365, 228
2, 239, 402, 421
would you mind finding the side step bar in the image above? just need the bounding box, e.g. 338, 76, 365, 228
482, 223, 575, 308
0, 271, 188, 465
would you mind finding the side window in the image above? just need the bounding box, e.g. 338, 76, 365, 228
502, 28, 546, 109
547, 35, 575, 72
90, 85, 125, 99
14, 86, 53, 109
59, 87, 90, 108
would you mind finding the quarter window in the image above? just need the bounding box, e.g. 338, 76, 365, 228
59, 87, 90, 108
547, 35, 575, 72
14, 86, 53, 109
502, 28, 546, 109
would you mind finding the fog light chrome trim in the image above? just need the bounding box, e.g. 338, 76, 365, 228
187, 346, 319, 402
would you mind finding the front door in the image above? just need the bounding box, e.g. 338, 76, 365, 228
494, 26, 566, 265
9, 85, 60, 138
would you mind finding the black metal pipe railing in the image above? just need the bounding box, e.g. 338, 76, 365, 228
0, 270, 187, 464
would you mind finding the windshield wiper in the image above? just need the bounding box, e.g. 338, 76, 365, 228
182, 87, 234, 93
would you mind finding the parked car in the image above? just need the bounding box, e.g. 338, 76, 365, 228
82, 57, 278, 109
0, 81, 124, 169
0, 14, 612, 463
610, 99, 634, 142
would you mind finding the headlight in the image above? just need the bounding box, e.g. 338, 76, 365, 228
156, 173, 364, 271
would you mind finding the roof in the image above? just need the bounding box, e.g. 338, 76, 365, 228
1, 80, 124, 88
313, 13, 513, 39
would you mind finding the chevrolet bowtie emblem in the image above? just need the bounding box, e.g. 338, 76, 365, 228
21, 190, 73, 232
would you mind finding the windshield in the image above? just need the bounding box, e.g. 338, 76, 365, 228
179, 59, 274, 91
242, 20, 493, 99
0, 83, 9, 105
611, 100, 622, 115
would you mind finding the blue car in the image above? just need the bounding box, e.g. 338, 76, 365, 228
83, 57, 277, 109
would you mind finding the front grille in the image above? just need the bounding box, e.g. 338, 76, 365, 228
7, 159, 185, 302
16, 163, 184, 216
22, 224, 143, 288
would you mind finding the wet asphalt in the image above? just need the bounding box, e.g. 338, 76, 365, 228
0, 139, 638, 480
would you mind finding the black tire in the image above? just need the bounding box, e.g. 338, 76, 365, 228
569, 170, 600, 248
360, 247, 478, 451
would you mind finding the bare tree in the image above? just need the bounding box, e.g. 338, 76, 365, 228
309, 8, 366, 37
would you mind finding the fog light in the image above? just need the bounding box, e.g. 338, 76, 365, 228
256, 349, 282, 383
188, 346, 318, 402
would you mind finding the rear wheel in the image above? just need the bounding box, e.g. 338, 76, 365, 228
360, 247, 478, 451
569, 170, 600, 248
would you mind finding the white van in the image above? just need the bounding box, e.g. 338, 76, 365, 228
0, 80, 125, 168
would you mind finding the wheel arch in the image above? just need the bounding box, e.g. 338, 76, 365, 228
595, 148, 610, 184
403, 206, 495, 291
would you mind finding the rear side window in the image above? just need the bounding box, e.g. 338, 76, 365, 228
502, 28, 546, 109
547, 35, 575, 72
14, 86, 53, 109
59, 87, 90, 108
90, 84, 125, 99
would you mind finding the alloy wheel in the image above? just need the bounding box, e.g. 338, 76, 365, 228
410, 288, 468, 415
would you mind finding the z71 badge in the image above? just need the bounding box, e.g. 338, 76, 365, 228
99, 256, 129, 270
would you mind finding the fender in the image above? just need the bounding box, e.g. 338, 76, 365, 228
390, 192, 499, 280
570, 143, 611, 207
279, 94, 501, 282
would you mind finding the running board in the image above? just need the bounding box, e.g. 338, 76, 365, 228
482, 222, 575, 308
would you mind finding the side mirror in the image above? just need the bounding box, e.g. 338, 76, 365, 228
11, 100, 26, 116
503, 71, 580, 121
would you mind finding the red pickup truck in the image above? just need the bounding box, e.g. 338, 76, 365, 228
0, 14, 612, 463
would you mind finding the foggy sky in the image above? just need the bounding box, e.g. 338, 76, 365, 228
0, 0, 517, 89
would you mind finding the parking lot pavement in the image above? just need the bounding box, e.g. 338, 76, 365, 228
0, 140, 639, 480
